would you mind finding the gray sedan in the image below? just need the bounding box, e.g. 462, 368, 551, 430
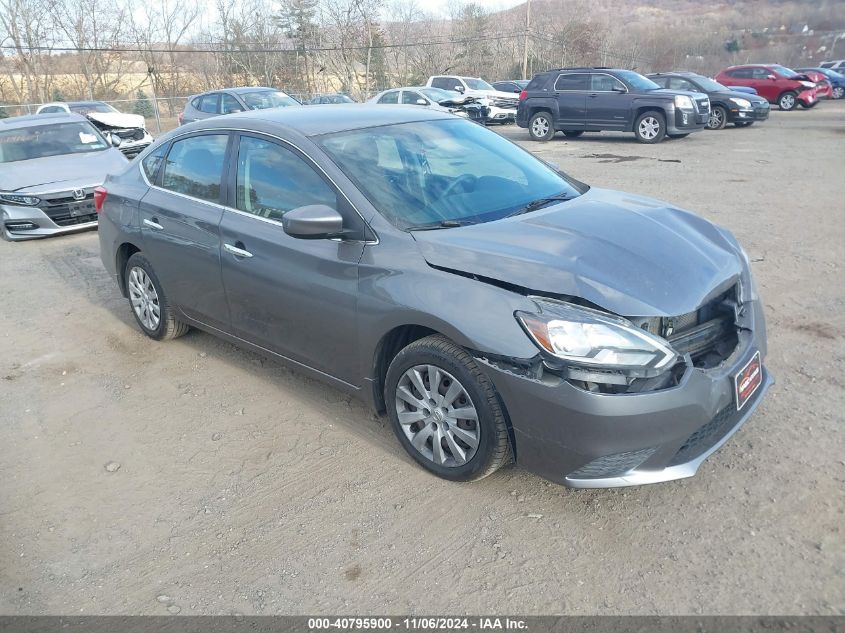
0, 113, 128, 241
97, 105, 770, 488
179, 87, 300, 125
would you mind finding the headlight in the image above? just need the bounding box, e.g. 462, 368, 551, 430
730, 97, 751, 108
516, 299, 678, 375
0, 192, 41, 206
674, 95, 694, 109
799, 81, 815, 88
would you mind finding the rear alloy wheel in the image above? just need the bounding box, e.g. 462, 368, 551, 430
778, 91, 797, 111
125, 253, 190, 341
562, 130, 584, 138
528, 112, 555, 141
634, 110, 666, 143
707, 105, 728, 130
833, 86, 844, 100
385, 335, 511, 481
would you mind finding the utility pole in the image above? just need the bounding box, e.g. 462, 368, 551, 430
521, 0, 531, 79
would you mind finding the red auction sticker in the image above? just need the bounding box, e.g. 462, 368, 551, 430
734, 351, 762, 411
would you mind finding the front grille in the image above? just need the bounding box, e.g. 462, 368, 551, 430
39, 190, 97, 227
568, 446, 658, 479
492, 97, 518, 109
668, 382, 762, 467
114, 128, 145, 141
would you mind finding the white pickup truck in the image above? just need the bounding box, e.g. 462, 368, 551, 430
425, 76, 518, 123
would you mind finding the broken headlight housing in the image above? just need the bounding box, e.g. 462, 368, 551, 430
516, 298, 679, 377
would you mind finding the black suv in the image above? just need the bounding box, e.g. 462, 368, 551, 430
648, 72, 770, 130
517, 68, 710, 143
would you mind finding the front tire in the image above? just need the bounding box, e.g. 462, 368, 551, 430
832, 86, 844, 100
124, 253, 190, 341
707, 105, 728, 130
384, 335, 511, 482
778, 91, 797, 110
528, 112, 555, 141
634, 110, 666, 143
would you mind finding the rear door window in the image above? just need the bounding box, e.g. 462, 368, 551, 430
378, 91, 399, 104
161, 134, 229, 203
668, 77, 694, 91
401, 91, 426, 105
554, 73, 588, 91
197, 94, 219, 113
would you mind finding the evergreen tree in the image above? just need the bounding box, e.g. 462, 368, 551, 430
133, 90, 155, 118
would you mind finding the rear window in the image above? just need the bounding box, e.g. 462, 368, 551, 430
161, 134, 228, 203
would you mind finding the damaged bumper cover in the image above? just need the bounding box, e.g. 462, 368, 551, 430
474, 297, 771, 488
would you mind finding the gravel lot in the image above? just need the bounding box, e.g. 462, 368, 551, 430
1, 103, 843, 616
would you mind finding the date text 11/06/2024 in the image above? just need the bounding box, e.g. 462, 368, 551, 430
307, 617, 528, 630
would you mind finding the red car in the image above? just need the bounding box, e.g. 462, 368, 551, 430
797, 70, 833, 99
715, 64, 819, 110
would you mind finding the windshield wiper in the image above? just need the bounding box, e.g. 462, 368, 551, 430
506, 193, 575, 218
407, 219, 474, 231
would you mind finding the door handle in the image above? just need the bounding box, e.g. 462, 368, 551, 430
143, 218, 163, 230
223, 243, 253, 258
589, 93, 598, 98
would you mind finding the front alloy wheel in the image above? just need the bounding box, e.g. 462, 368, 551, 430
833, 86, 844, 100
778, 92, 797, 110
634, 110, 666, 143
707, 105, 727, 130
395, 365, 480, 468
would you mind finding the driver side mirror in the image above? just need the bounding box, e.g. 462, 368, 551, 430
107, 133, 122, 147
283, 204, 345, 240
767, 74, 777, 80
612, 85, 627, 93
416, 98, 428, 105
454, 85, 465, 93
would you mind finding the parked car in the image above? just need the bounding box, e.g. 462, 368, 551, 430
492, 80, 529, 93
792, 70, 832, 99
307, 94, 356, 105
426, 76, 517, 123
794, 67, 845, 99
0, 112, 127, 241
715, 64, 818, 110
648, 72, 770, 129
179, 87, 299, 125
368, 87, 475, 120
36, 101, 153, 157
97, 105, 770, 488
517, 67, 710, 143
819, 60, 845, 71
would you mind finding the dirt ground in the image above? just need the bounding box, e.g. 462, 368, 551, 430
1, 103, 843, 616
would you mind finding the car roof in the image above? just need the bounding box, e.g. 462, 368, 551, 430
649, 71, 702, 77
0, 112, 87, 129
190, 104, 451, 137
195, 87, 277, 96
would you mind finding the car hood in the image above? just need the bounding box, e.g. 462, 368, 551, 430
0, 149, 128, 193
86, 111, 146, 129
464, 88, 520, 100
714, 89, 768, 104
411, 188, 743, 317
651, 88, 708, 99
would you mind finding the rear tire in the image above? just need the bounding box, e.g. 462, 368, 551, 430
778, 91, 797, 110
384, 335, 511, 482
634, 110, 666, 143
562, 130, 584, 138
528, 112, 555, 141
124, 253, 190, 341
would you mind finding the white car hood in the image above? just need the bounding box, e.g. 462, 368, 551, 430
463, 89, 520, 100
87, 111, 146, 129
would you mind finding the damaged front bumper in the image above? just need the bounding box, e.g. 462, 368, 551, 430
477, 298, 771, 488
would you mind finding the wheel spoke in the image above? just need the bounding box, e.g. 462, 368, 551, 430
449, 406, 477, 422
441, 380, 463, 407
397, 385, 426, 410
443, 430, 467, 465
411, 423, 433, 451
449, 424, 478, 449
431, 426, 446, 465
407, 368, 428, 399
427, 365, 441, 402
398, 410, 426, 425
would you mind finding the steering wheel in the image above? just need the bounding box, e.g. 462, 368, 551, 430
441, 174, 478, 199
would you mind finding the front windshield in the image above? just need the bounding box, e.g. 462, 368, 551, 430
0, 121, 108, 163
616, 70, 661, 91
69, 102, 118, 114
464, 78, 495, 91
241, 90, 300, 109
771, 65, 798, 78
691, 75, 727, 91
318, 119, 581, 230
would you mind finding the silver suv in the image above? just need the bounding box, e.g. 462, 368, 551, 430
179, 87, 300, 125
